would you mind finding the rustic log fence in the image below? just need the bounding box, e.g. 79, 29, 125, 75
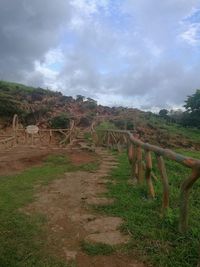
0, 114, 77, 149
93, 129, 200, 233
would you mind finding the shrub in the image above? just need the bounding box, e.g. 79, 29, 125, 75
49, 114, 70, 129
96, 121, 116, 130
78, 116, 92, 127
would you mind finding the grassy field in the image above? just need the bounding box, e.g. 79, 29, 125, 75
0, 154, 98, 267
147, 116, 200, 143
95, 149, 200, 267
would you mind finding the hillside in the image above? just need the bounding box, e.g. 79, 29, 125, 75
0, 80, 199, 150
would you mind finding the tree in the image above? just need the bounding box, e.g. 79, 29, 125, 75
168, 109, 183, 123
76, 95, 85, 102
84, 98, 97, 110
87, 97, 97, 104
159, 109, 168, 118
181, 90, 200, 128
184, 89, 200, 113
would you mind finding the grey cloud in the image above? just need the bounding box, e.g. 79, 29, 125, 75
0, 0, 200, 109
0, 0, 70, 81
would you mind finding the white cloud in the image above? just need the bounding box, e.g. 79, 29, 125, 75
180, 23, 200, 45
0, 0, 200, 109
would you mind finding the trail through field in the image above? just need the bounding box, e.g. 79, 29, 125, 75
22, 144, 147, 267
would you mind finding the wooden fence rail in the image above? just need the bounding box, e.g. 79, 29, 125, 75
0, 136, 16, 150
93, 129, 200, 233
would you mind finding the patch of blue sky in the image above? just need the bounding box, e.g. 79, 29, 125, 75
184, 8, 200, 23
93, 0, 134, 32
48, 62, 63, 72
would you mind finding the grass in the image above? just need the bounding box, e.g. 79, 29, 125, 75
81, 241, 115, 256
95, 149, 200, 267
147, 116, 200, 143
0, 154, 99, 267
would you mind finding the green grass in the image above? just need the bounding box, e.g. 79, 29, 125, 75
81, 241, 115, 256
147, 116, 200, 143
0, 154, 99, 267
95, 150, 200, 267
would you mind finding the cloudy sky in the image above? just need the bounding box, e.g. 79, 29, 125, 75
0, 0, 200, 109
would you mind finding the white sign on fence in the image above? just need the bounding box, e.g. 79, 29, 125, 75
26, 125, 39, 134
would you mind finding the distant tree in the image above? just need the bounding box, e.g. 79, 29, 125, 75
181, 90, 200, 128
159, 109, 169, 118
76, 95, 85, 102
84, 98, 97, 110
184, 89, 200, 113
60, 95, 74, 103
87, 97, 97, 104
168, 109, 184, 123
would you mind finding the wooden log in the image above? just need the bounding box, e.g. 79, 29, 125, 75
145, 150, 155, 198
123, 134, 127, 145
92, 132, 98, 146
128, 143, 133, 164
179, 168, 200, 232
131, 145, 138, 182
137, 146, 143, 183
156, 155, 169, 215
49, 130, 52, 144
110, 132, 116, 150
107, 132, 110, 147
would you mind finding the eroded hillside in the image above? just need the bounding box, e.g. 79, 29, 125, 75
0, 80, 199, 150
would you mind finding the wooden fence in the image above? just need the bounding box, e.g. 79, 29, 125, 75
94, 129, 200, 233
15, 120, 76, 147
0, 135, 16, 150
0, 114, 77, 149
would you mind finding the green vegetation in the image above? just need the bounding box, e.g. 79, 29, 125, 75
182, 89, 200, 128
95, 150, 200, 267
49, 114, 70, 129
147, 115, 200, 143
0, 154, 98, 267
96, 121, 116, 130
108, 118, 134, 130
0, 80, 60, 121
0, 92, 23, 117
0, 80, 56, 96
157, 89, 200, 128
81, 241, 115, 256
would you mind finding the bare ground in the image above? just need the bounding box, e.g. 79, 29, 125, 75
0, 147, 96, 176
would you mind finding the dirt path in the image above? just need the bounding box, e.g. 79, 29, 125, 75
23, 147, 147, 267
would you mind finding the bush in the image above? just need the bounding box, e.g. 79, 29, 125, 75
49, 114, 70, 129
112, 119, 134, 130
0, 93, 23, 117
96, 121, 116, 130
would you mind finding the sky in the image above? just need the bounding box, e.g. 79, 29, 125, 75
0, 0, 200, 110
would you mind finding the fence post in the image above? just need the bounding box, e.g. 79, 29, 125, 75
156, 155, 169, 215
179, 168, 200, 233
128, 143, 133, 164
137, 146, 144, 183
145, 150, 155, 198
